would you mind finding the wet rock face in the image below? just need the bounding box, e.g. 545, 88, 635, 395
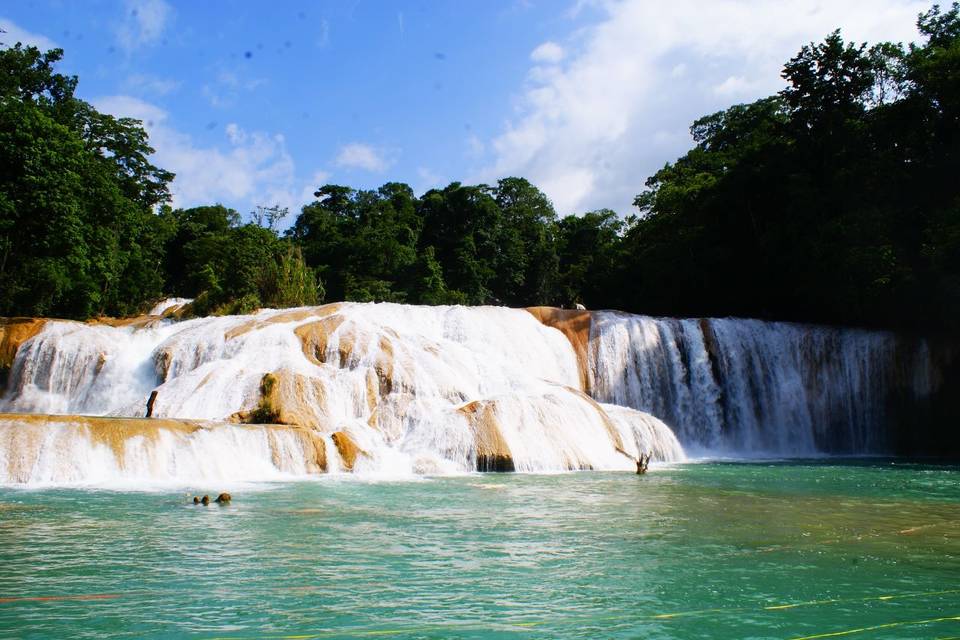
0, 318, 46, 392
459, 400, 516, 472
525, 307, 592, 393
331, 431, 364, 471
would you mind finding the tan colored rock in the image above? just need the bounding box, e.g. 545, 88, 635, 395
228, 303, 343, 340
87, 315, 161, 329
458, 401, 514, 472
295, 315, 346, 365
0, 413, 203, 461
0, 318, 46, 375
331, 431, 365, 471
525, 307, 592, 393
0, 413, 330, 477
295, 430, 327, 473
234, 369, 329, 428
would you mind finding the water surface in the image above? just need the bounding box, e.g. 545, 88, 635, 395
1, 461, 958, 639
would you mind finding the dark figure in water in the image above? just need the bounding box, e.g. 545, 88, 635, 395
192, 496, 200, 504
636, 452, 652, 475
145, 390, 159, 418
201, 495, 210, 505
215, 493, 231, 504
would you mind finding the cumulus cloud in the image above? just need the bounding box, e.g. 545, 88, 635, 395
116, 0, 172, 51
94, 95, 313, 217
478, 0, 930, 216
335, 143, 393, 172
0, 17, 56, 50
530, 41, 564, 64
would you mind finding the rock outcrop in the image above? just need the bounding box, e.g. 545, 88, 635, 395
331, 431, 365, 471
525, 307, 592, 393
0, 318, 46, 391
459, 400, 515, 472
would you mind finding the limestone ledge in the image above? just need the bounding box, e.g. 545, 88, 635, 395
0, 413, 328, 474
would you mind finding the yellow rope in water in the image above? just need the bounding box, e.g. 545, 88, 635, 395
635, 588, 960, 622
790, 614, 960, 640
202, 589, 960, 639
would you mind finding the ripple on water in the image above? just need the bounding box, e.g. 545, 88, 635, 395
0, 462, 959, 638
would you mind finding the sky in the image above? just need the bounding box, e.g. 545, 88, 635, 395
1, 0, 933, 221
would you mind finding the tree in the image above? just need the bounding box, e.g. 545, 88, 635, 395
0, 44, 173, 318
493, 177, 560, 306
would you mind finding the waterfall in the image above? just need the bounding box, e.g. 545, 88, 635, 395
0, 302, 941, 484
0, 304, 685, 483
589, 313, 936, 456
0, 415, 327, 486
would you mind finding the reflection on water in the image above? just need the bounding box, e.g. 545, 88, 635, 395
1, 461, 958, 638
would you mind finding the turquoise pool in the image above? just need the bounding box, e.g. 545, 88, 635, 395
1, 461, 958, 638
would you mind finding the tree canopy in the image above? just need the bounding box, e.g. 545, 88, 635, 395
1, 4, 958, 332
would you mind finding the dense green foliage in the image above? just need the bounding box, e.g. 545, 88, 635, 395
627, 4, 960, 329
160, 204, 319, 315
2, 4, 958, 331
0, 45, 173, 318
289, 179, 568, 306
0, 45, 318, 318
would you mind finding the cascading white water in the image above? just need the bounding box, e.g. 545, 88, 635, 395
2, 302, 936, 484
148, 297, 193, 316
0, 416, 324, 485
0, 303, 685, 483
590, 313, 936, 455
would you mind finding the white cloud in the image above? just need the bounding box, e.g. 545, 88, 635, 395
116, 0, 172, 51
712, 74, 768, 98
478, 0, 930, 216
0, 18, 56, 50
94, 95, 313, 216
335, 142, 392, 172
531, 41, 564, 64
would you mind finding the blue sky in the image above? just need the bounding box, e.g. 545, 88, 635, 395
2, 0, 930, 222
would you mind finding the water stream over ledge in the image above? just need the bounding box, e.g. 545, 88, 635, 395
0, 303, 950, 484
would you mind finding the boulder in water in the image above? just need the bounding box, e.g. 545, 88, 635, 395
201, 495, 210, 505
215, 492, 231, 504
